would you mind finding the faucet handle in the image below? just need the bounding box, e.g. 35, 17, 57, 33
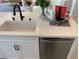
21, 16, 25, 21
20, 16, 25, 21
22, 16, 25, 18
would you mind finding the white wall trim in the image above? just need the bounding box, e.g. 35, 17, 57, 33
67, 38, 78, 59
70, 0, 77, 16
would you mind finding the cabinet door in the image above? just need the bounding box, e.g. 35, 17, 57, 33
16, 37, 39, 59
0, 43, 19, 59
0, 36, 39, 59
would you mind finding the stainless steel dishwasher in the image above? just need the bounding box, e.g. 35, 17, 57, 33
39, 38, 74, 59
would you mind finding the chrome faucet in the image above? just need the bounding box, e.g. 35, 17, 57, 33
13, 4, 24, 21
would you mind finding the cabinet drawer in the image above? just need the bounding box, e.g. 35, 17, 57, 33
0, 36, 39, 59
0, 36, 38, 43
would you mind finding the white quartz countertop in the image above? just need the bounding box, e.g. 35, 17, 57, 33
0, 12, 77, 38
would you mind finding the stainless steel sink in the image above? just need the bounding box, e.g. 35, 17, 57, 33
0, 21, 37, 31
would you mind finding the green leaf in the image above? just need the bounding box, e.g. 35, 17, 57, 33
9, 0, 13, 3
36, 0, 50, 8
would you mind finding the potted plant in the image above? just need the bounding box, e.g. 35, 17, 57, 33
8, 0, 13, 3
36, 0, 50, 16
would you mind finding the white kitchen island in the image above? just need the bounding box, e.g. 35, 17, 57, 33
0, 12, 77, 59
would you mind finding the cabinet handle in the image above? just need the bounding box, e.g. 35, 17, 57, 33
14, 45, 17, 51
40, 40, 73, 43
14, 45, 20, 51
17, 45, 20, 51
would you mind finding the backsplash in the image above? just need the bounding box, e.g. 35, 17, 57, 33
0, 0, 77, 13
50, 0, 66, 5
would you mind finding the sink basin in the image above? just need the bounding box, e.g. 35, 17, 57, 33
0, 21, 37, 31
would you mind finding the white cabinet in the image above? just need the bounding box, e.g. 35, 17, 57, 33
0, 44, 18, 58
0, 36, 39, 59
21, 40, 39, 59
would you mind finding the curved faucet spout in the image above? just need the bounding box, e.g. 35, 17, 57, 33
13, 4, 24, 21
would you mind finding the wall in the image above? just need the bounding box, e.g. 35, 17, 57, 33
64, 0, 73, 11
50, 0, 65, 5
0, 0, 3, 3
72, 0, 78, 16
71, 0, 78, 23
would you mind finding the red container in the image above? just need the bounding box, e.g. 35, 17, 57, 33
55, 5, 67, 21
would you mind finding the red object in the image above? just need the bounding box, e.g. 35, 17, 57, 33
55, 6, 59, 18
55, 5, 67, 21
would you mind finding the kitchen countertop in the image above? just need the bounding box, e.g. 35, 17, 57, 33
0, 12, 77, 38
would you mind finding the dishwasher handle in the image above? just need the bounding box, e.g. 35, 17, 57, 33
40, 39, 73, 43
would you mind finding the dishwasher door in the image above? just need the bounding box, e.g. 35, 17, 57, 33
39, 38, 74, 59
